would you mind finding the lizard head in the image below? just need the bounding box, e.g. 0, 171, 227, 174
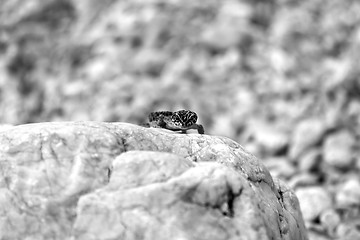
171, 110, 198, 127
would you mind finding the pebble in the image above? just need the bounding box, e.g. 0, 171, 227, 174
319, 208, 340, 236
257, 129, 289, 156
211, 115, 236, 139
335, 178, 360, 207
200, 23, 242, 51
289, 118, 327, 161
296, 186, 332, 221
246, 120, 289, 155
132, 48, 168, 76
288, 173, 319, 189
336, 223, 360, 240
298, 149, 321, 172
307, 232, 331, 240
264, 157, 296, 179
322, 130, 355, 169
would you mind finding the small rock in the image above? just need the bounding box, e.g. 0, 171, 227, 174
211, 115, 236, 139
355, 156, 360, 170
296, 186, 332, 222
132, 48, 168, 76
336, 223, 360, 240
319, 209, 340, 236
322, 130, 355, 169
256, 128, 289, 156
289, 118, 327, 161
200, 23, 243, 51
242, 142, 261, 157
288, 173, 319, 189
307, 232, 331, 240
298, 149, 321, 173
246, 120, 289, 156
335, 178, 360, 207
264, 157, 296, 179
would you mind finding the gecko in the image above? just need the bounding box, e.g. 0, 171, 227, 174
144, 110, 204, 134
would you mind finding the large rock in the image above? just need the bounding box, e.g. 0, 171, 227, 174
0, 121, 308, 240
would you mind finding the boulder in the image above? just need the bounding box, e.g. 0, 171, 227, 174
0, 121, 308, 240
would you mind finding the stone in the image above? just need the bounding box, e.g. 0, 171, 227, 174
0, 121, 308, 240
356, 157, 360, 170
335, 178, 360, 207
298, 149, 321, 173
200, 22, 243, 52
307, 232, 331, 240
296, 186, 332, 222
246, 121, 290, 156
288, 173, 319, 189
289, 118, 327, 161
319, 209, 340, 236
336, 223, 360, 240
322, 130, 355, 169
132, 48, 168, 76
264, 157, 296, 179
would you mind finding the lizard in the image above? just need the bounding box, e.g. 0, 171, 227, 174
144, 110, 205, 134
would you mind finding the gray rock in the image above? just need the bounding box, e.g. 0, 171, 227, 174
246, 121, 290, 156
264, 157, 296, 179
296, 186, 332, 222
307, 232, 331, 240
298, 149, 321, 173
322, 130, 355, 169
356, 156, 360, 170
0, 121, 308, 240
336, 222, 360, 240
288, 173, 319, 189
289, 118, 327, 161
319, 209, 340, 237
335, 178, 360, 207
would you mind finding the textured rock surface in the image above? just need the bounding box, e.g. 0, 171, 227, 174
0, 121, 307, 240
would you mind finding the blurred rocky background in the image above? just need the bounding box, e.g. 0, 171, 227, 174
0, 0, 360, 239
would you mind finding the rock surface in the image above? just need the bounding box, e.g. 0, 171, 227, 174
0, 121, 308, 240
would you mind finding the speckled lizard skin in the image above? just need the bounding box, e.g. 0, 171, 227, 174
145, 110, 204, 134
